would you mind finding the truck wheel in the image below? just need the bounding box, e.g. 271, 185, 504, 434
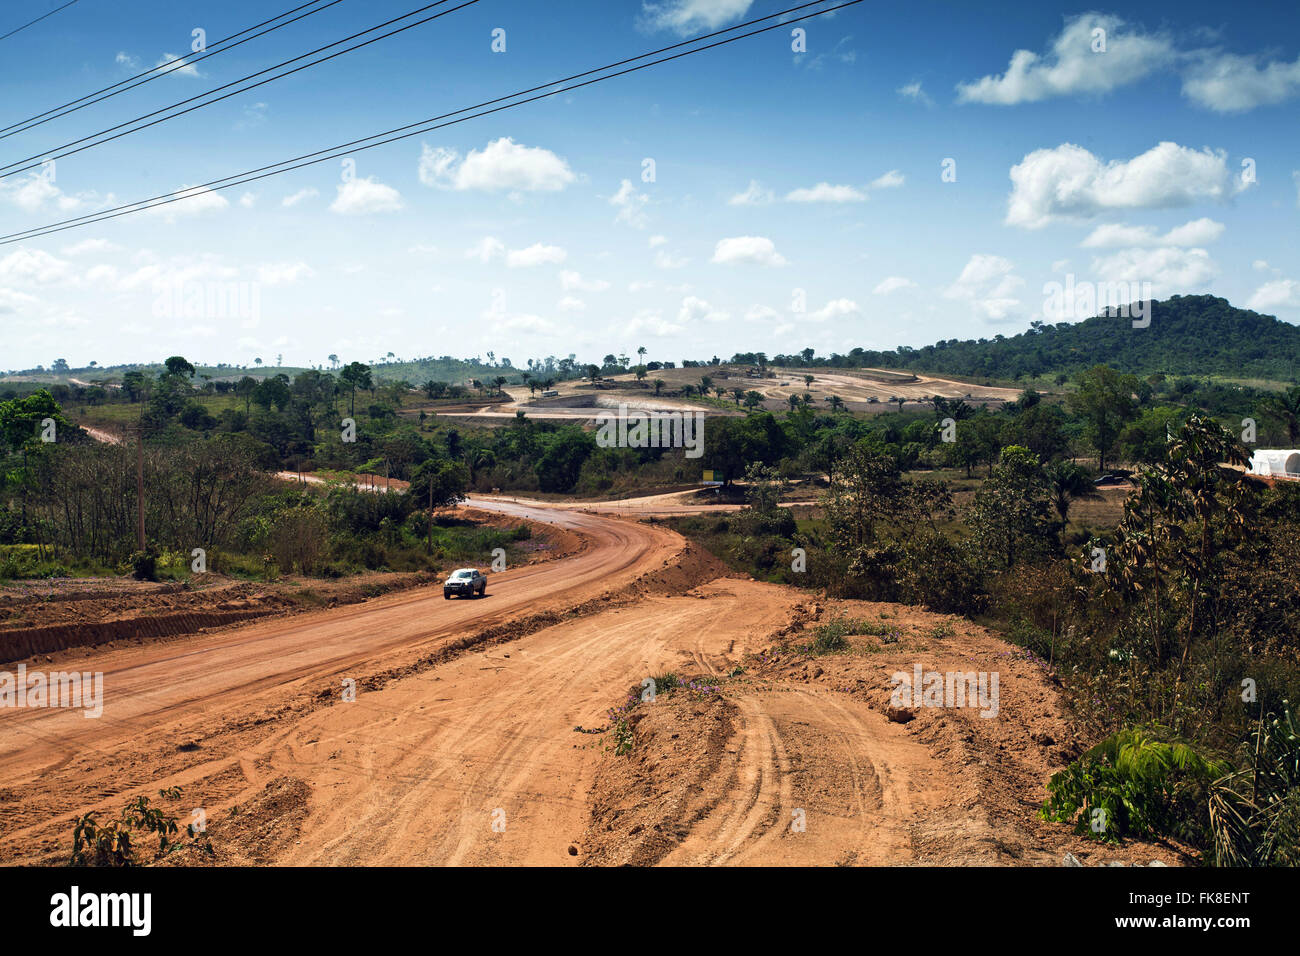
444, 593, 450, 600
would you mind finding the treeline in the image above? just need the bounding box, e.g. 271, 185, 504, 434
747, 295, 1300, 382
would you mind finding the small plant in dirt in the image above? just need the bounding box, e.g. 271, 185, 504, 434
811, 621, 850, 653
927, 620, 956, 639
612, 717, 635, 756
70, 786, 206, 866
1041, 728, 1229, 847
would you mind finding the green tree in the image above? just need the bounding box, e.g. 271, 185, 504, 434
1070, 365, 1140, 471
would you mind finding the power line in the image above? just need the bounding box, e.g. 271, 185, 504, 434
0, 0, 862, 247
0, 0, 82, 45
0, 0, 479, 180
0, 0, 345, 141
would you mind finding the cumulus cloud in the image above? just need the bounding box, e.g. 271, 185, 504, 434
870, 170, 905, 189
1182, 51, 1300, 113
557, 296, 586, 312
1089, 246, 1218, 296
785, 182, 866, 203
711, 236, 787, 267
957, 14, 1174, 105
728, 180, 774, 206
1006, 142, 1240, 229
610, 179, 649, 227
506, 243, 566, 268
807, 298, 860, 322
873, 276, 915, 294
466, 237, 506, 263
1080, 217, 1225, 248
419, 138, 574, 192
1246, 278, 1300, 311
639, 0, 754, 35
0, 248, 70, 285
943, 254, 1024, 321
330, 178, 403, 215
678, 295, 730, 324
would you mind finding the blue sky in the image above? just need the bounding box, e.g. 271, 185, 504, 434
1, 0, 1298, 371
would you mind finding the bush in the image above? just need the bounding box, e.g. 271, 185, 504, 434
128, 548, 158, 581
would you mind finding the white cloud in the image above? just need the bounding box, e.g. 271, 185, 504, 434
870, 170, 905, 189
257, 262, 315, 285
873, 276, 915, 294
330, 178, 403, 215
0, 248, 71, 285
157, 52, 202, 77
943, 254, 1024, 321
785, 182, 866, 203
807, 298, 860, 322
678, 295, 729, 324
1006, 142, 1239, 229
1246, 279, 1300, 311
143, 185, 229, 221
1089, 246, 1218, 296
1253, 259, 1272, 272
957, 14, 1174, 105
897, 81, 933, 106
624, 308, 683, 337
654, 249, 689, 269
281, 188, 319, 207
610, 179, 649, 227
1182, 52, 1300, 113
745, 304, 780, 322
506, 243, 567, 268
237, 192, 257, 208
419, 138, 575, 192
559, 270, 609, 292
711, 235, 787, 267
557, 295, 586, 312
1080, 217, 1225, 248
61, 238, 117, 256
648, 235, 668, 247
639, 0, 754, 35
501, 313, 557, 333
729, 180, 774, 206
0, 172, 91, 212
466, 237, 505, 263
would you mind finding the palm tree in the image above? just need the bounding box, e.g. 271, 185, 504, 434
731, 388, 744, 406
653, 378, 664, 396
700, 374, 713, 393
787, 394, 800, 411
1045, 460, 1099, 523
637, 345, 647, 366
1261, 385, 1300, 444
803, 374, 814, 387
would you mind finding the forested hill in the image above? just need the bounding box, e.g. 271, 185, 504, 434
787, 296, 1300, 382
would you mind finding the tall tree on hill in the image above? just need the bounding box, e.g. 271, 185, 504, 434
1069, 365, 1140, 471
339, 362, 372, 416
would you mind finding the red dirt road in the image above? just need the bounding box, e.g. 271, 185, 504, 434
0, 497, 1172, 866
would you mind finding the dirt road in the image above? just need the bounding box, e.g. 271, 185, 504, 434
0, 497, 1172, 866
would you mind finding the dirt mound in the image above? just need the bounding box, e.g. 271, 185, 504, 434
582, 689, 737, 866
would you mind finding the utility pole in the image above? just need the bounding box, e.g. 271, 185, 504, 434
426, 476, 433, 555
135, 424, 145, 551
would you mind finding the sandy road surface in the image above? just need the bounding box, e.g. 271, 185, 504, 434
0, 493, 1128, 866
0, 498, 681, 860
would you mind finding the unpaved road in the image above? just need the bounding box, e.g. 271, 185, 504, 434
0, 496, 1168, 866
